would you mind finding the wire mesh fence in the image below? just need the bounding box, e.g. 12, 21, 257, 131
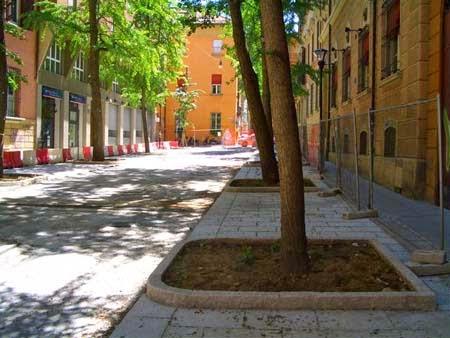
300, 96, 448, 252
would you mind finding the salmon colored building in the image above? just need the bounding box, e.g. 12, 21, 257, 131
4, 1, 37, 151
161, 23, 238, 145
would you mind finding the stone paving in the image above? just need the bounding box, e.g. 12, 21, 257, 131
111, 165, 450, 338
0, 146, 256, 338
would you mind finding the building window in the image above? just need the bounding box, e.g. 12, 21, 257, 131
44, 41, 62, 74
358, 28, 369, 92
343, 134, 350, 153
331, 136, 336, 152
211, 74, 222, 95
112, 79, 120, 94
212, 40, 223, 56
67, 0, 77, 8
359, 131, 368, 155
384, 126, 396, 157
382, 0, 400, 78
342, 48, 351, 102
331, 63, 337, 107
210, 112, 221, 136
6, 84, 16, 117
5, 0, 19, 24
71, 53, 85, 81
68, 102, 79, 147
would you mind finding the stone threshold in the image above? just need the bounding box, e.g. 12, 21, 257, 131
146, 238, 436, 311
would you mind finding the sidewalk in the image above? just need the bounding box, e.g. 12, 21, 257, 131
110, 165, 450, 338
322, 161, 450, 255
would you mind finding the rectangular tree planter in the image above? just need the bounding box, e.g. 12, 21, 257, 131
146, 238, 436, 311
223, 179, 320, 193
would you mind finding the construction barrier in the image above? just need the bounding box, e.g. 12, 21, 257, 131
62, 148, 73, 162
36, 148, 50, 165
83, 146, 92, 161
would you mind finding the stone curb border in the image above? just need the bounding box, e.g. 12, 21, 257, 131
147, 238, 436, 311
0, 174, 47, 187
223, 181, 320, 193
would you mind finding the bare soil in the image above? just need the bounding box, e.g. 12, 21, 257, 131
229, 178, 315, 188
0, 173, 38, 182
163, 239, 411, 292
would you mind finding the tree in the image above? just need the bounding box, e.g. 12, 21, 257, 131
228, 0, 279, 185
27, 0, 137, 161
113, 0, 186, 153
259, 0, 309, 273
172, 83, 200, 146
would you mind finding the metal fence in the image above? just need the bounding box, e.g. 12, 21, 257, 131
300, 96, 448, 252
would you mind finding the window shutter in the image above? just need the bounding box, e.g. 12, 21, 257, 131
362, 31, 370, 65
386, 0, 400, 36
211, 74, 222, 85
343, 49, 351, 75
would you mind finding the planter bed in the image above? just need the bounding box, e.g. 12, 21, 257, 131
0, 173, 46, 186
147, 238, 435, 310
224, 178, 319, 193
71, 159, 121, 165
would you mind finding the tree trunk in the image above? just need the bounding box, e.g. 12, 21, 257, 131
228, 0, 278, 185
0, 0, 8, 177
88, 0, 104, 161
261, 40, 273, 138
259, 0, 309, 274
141, 89, 150, 153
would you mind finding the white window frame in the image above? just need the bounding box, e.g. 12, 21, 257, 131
112, 79, 120, 94
210, 112, 221, 134
6, 0, 20, 24
6, 84, 15, 117
212, 40, 223, 56
72, 53, 85, 81
211, 83, 222, 95
44, 41, 62, 74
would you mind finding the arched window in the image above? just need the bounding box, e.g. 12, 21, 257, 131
343, 134, 350, 154
359, 131, 368, 155
384, 127, 396, 157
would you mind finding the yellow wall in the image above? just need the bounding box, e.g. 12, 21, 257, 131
162, 25, 238, 144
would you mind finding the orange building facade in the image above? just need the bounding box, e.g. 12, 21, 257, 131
161, 24, 238, 145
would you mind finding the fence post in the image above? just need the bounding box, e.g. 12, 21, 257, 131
352, 109, 361, 211
367, 108, 374, 210
436, 94, 445, 251
335, 118, 342, 189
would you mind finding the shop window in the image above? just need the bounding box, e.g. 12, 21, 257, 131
71, 53, 85, 81
358, 27, 369, 92
359, 131, 368, 155
384, 126, 396, 157
210, 112, 221, 136
211, 74, 222, 95
40, 97, 56, 148
44, 41, 62, 74
342, 49, 351, 102
382, 0, 400, 78
6, 84, 16, 117
68, 102, 79, 147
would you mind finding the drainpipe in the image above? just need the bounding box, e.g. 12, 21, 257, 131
368, 0, 377, 209
326, 0, 332, 161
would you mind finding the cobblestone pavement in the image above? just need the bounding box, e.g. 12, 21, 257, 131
111, 165, 450, 338
0, 146, 256, 338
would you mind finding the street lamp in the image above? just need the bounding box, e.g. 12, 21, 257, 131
314, 48, 328, 176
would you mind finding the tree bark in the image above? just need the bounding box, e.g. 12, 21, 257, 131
228, 0, 278, 185
261, 40, 273, 138
88, 0, 104, 161
141, 89, 150, 153
0, 0, 8, 177
259, 0, 309, 273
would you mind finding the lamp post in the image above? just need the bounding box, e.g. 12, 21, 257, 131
314, 48, 328, 176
